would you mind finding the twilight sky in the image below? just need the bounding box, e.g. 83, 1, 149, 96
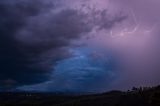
0, 0, 160, 93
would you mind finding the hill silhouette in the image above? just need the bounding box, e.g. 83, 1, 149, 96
0, 85, 160, 106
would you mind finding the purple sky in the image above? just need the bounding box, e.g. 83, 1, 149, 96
1, 0, 160, 93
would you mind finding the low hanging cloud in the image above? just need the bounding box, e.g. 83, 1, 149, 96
19, 47, 115, 93
0, 0, 126, 90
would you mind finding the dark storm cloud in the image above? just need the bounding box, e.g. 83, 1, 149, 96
0, 0, 90, 89
0, 0, 126, 90
0, 0, 50, 88
18, 47, 116, 93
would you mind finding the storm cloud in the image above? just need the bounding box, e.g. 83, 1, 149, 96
19, 47, 116, 93
0, 0, 125, 90
0, 0, 89, 89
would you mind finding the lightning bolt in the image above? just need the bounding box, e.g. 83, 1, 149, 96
119, 9, 140, 36
127, 9, 140, 34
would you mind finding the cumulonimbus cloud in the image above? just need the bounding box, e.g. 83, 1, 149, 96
0, 0, 125, 90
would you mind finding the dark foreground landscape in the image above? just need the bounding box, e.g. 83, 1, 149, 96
0, 86, 160, 106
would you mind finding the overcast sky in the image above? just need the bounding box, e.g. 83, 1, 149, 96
0, 0, 160, 93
